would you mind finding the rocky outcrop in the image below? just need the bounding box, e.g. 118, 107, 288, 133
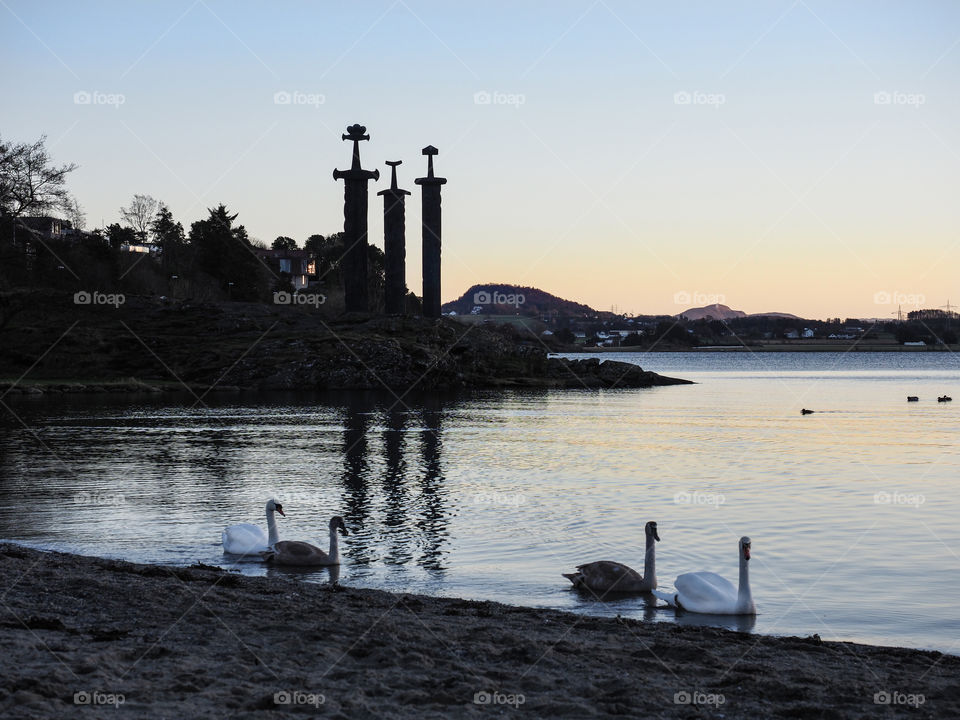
0, 293, 691, 392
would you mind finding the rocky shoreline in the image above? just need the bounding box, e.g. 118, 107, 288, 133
0, 292, 691, 392
1, 544, 956, 719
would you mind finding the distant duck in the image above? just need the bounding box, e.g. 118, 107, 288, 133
939, 395, 953, 402
907, 396, 919, 402
801, 408, 814, 415
563, 521, 660, 594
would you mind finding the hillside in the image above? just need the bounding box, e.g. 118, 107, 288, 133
442, 284, 596, 317
749, 311, 802, 320
678, 304, 803, 321
677, 303, 747, 321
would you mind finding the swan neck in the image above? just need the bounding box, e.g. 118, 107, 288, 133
266, 509, 279, 547
738, 552, 752, 605
328, 525, 340, 561
643, 532, 656, 582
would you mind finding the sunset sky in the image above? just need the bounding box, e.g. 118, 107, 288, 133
2, 1, 958, 318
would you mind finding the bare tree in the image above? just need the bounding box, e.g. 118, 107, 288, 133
120, 194, 158, 242
64, 197, 87, 230
0, 134, 79, 219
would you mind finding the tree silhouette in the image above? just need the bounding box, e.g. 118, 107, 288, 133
120, 194, 158, 242
0, 134, 79, 219
188, 205, 266, 301
272, 236, 298, 251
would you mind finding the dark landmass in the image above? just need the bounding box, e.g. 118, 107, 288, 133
1, 544, 955, 719
0, 291, 690, 393
677, 303, 803, 321
441, 283, 597, 317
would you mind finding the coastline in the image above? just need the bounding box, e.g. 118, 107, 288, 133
1, 544, 954, 719
0, 293, 690, 392
568, 343, 960, 353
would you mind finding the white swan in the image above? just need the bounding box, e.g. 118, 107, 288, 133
221, 499, 284, 556
562, 521, 660, 594
653, 536, 756, 615
261, 516, 348, 566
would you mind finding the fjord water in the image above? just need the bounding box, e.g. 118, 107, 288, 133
1, 352, 957, 652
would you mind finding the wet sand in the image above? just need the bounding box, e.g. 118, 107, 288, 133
1, 544, 956, 718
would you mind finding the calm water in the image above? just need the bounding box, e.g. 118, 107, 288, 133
1, 352, 958, 652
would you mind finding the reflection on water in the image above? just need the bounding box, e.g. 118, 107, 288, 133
673, 610, 758, 635
266, 563, 341, 586
1, 352, 958, 652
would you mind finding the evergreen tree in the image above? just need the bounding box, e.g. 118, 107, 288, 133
188, 205, 265, 300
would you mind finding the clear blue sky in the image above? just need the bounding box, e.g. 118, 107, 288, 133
2, 1, 958, 317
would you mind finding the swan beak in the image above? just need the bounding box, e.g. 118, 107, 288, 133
653, 528, 660, 542
275, 506, 285, 517
743, 545, 751, 560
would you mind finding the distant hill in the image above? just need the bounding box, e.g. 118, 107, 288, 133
442, 284, 596, 317
677, 304, 747, 321
747, 311, 802, 320
678, 304, 803, 321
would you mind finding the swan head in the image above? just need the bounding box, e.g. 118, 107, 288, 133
740, 536, 751, 561
266, 499, 285, 517
329, 515, 349, 536
645, 521, 660, 542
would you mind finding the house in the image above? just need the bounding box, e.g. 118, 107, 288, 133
16, 216, 71, 240
802, 328, 815, 338
121, 244, 151, 254
254, 249, 317, 290
784, 329, 799, 339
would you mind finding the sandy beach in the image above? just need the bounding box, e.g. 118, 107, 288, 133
0, 544, 955, 719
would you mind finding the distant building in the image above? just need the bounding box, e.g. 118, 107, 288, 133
802, 328, 815, 338
253, 248, 317, 290
121, 244, 151, 254
16, 216, 71, 240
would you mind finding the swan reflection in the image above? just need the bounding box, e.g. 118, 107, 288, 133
672, 610, 758, 634
266, 562, 340, 585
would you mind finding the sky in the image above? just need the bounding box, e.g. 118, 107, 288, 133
2, 0, 958, 319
